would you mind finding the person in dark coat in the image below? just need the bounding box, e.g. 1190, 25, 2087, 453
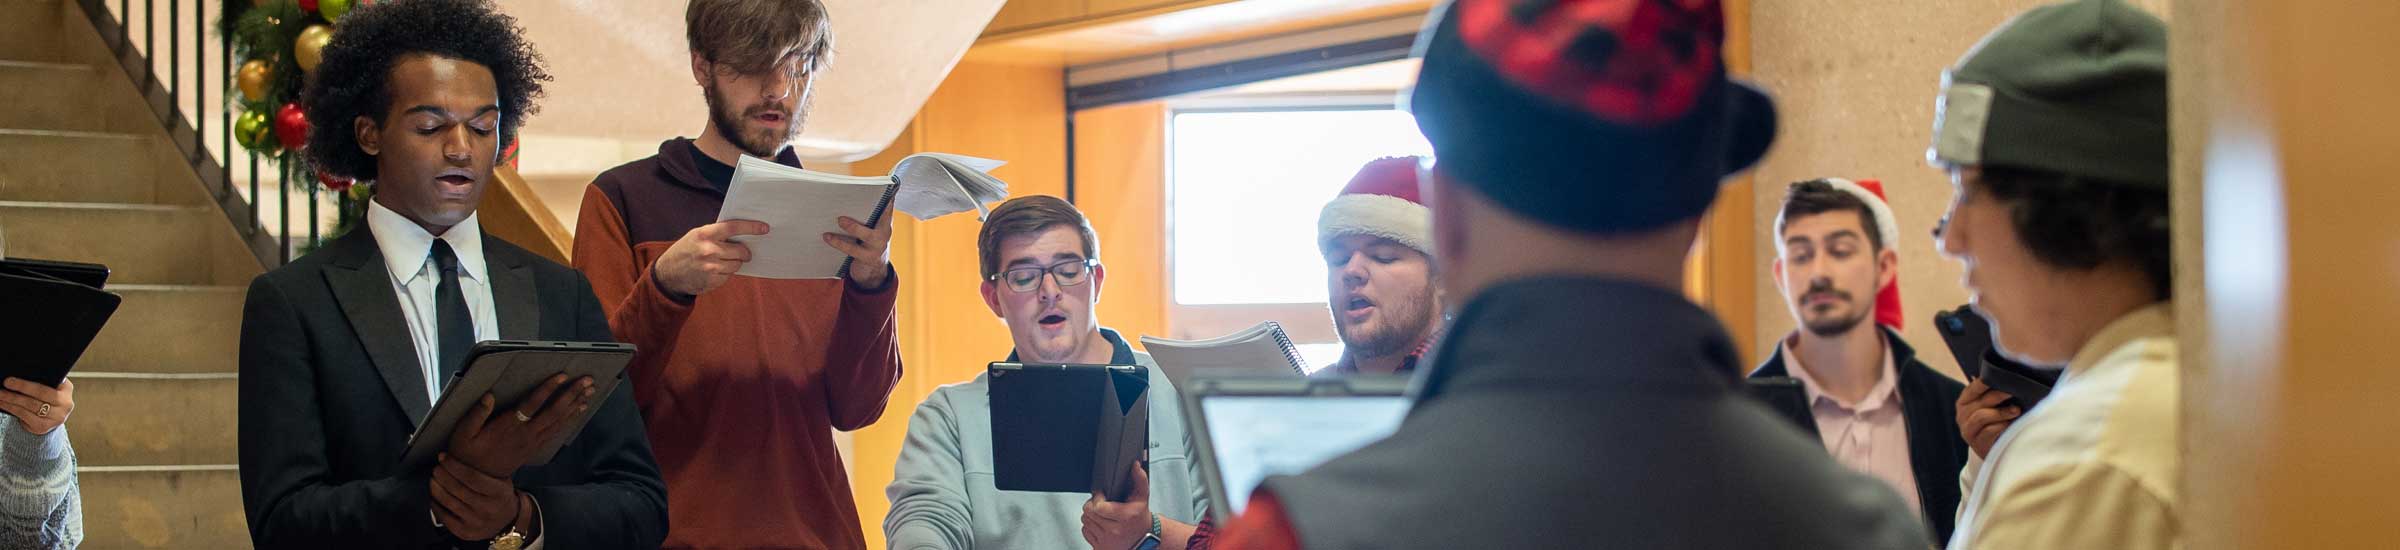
1750, 178, 1970, 544
1213, 1, 1929, 548
238, 1, 666, 548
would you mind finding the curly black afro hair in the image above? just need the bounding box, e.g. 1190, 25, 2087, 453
302, 0, 549, 182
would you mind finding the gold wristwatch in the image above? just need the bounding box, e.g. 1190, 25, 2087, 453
488, 527, 526, 550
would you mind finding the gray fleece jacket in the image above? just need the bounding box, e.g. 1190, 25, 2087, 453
885, 329, 1207, 550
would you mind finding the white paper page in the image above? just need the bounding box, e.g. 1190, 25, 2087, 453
716, 155, 893, 279
892, 153, 1009, 220
1140, 329, 1305, 390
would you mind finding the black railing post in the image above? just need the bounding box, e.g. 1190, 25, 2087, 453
249, 153, 260, 235
142, 0, 152, 88
222, 28, 232, 199
309, 172, 320, 250
119, 0, 128, 53
279, 158, 291, 264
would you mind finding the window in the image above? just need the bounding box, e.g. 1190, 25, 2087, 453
1165, 105, 1432, 370
1170, 107, 1432, 305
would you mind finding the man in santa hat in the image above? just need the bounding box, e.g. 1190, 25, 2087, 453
1749, 178, 1970, 543
1314, 156, 1444, 376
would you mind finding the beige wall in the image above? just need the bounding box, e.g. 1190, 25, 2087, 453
1745, 0, 2169, 377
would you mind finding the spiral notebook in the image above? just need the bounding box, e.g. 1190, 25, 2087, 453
718, 153, 1010, 279
1139, 321, 1309, 390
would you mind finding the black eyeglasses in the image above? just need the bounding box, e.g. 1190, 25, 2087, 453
989, 258, 1099, 293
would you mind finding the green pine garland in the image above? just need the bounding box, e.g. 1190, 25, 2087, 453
218, 0, 367, 246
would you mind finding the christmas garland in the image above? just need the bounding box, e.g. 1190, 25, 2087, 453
219, 0, 367, 241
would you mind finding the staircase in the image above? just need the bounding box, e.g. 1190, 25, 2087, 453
2, 0, 258, 547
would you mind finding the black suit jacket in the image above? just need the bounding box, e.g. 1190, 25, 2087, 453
1748, 327, 1971, 545
237, 226, 668, 549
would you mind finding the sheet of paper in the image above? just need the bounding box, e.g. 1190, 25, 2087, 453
893, 153, 1008, 221
716, 155, 893, 279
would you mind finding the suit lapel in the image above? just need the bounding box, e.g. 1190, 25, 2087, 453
319, 228, 434, 424
485, 236, 541, 341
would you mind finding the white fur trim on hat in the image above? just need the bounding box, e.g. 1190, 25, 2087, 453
1318, 193, 1433, 256
1822, 178, 1900, 251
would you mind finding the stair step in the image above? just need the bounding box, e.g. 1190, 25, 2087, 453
0, 59, 152, 133
76, 467, 253, 549
78, 284, 245, 374
0, 128, 206, 205
0, 200, 256, 286
64, 375, 237, 467
0, 0, 77, 64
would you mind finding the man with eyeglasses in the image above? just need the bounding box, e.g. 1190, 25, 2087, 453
886, 196, 1209, 550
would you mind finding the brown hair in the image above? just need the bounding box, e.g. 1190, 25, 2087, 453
978, 196, 1100, 279
1777, 179, 1887, 252
685, 0, 835, 75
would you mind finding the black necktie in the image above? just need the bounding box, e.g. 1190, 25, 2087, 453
430, 240, 473, 390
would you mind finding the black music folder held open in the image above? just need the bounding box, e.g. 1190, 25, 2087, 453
1, 258, 121, 387
399, 341, 635, 472
987, 362, 1150, 501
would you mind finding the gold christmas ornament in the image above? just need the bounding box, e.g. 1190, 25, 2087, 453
237, 59, 272, 102
295, 25, 334, 72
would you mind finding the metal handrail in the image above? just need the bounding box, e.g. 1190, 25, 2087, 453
73, 0, 327, 269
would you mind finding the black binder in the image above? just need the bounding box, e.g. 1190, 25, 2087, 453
987, 362, 1150, 501
1, 258, 121, 387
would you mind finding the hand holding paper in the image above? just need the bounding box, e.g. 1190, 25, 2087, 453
823, 215, 894, 289
717, 153, 1010, 279
652, 220, 770, 298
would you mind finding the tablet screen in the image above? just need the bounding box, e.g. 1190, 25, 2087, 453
1200, 395, 1411, 516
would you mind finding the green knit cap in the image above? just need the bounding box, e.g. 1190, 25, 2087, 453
1928, 0, 2168, 188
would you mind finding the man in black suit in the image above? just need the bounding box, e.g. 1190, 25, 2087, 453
236, 1, 665, 548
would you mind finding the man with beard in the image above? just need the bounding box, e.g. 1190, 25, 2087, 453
1748, 178, 1969, 543
240, 1, 667, 547
1314, 157, 1443, 376
885, 196, 1209, 550
570, 1, 902, 548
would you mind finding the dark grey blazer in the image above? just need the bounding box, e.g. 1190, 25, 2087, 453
236, 225, 667, 549
1263, 277, 1928, 550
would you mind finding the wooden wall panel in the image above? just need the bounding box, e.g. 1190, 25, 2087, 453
1072, 101, 1172, 351
844, 57, 1069, 549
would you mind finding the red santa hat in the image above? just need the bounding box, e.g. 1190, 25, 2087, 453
1821, 178, 1905, 331
1318, 156, 1433, 256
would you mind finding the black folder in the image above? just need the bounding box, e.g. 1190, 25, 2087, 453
400, 340, 635, 472
1, 258, 121, 387
987, 362, 1150, 501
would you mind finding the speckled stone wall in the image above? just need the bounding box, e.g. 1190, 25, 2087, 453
1745, 0, 2171, 378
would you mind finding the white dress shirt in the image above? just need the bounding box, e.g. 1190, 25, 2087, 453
366, 201, 546, 548
364, 200, 498, 404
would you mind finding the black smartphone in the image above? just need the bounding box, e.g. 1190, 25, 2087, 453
1933, 304, 2059, 408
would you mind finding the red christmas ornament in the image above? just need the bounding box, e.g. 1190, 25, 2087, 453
316, 169, 352, 193
299, 0, 318, 13
273, 102, 310, 151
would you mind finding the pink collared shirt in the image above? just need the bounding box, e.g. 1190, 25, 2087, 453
1780, 334, 1921, 519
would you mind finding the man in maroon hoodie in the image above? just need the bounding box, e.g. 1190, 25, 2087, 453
570, 1, 902, 548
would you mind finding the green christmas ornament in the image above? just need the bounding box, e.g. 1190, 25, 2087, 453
320, 0, 354, 21
235, 110, 274, 151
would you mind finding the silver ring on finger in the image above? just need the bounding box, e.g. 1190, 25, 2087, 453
515, 410, 533, 423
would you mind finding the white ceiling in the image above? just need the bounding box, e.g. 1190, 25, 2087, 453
505, 0, 1005, 166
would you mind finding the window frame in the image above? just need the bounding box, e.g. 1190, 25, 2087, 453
1159, 95, 1420, 360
